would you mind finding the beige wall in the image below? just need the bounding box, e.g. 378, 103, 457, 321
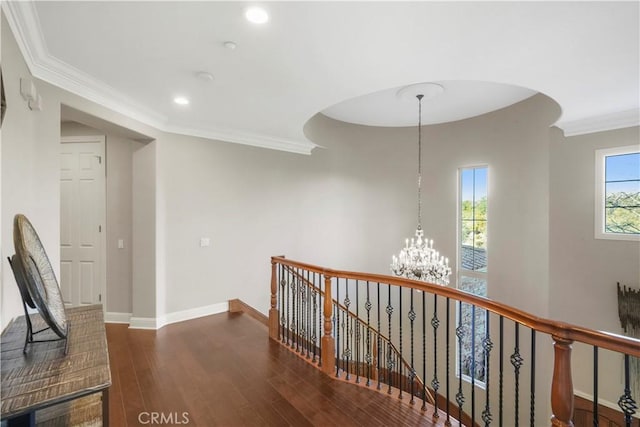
1, 15, 61, 328
550, 125, 640, 406
132, 141, 157, 320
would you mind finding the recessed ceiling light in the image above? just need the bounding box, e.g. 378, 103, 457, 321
195, 71, 214, 82
245, 7, 268, 24
173, 96, 189, 105
223, 41, 237, 50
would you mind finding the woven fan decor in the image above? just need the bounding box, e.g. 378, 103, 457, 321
12, 214, 68, 340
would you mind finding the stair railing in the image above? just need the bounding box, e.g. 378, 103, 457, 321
269, 256, 640, 427
282, 264, 435, 405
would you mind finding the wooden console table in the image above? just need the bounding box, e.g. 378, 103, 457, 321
1, 305, 111, 426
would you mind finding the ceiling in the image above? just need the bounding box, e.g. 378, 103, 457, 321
3, 1, 639, 154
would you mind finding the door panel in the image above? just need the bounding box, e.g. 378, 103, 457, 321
60, 138, 105, 308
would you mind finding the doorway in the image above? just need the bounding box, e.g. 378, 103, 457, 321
60, 136, 106, 308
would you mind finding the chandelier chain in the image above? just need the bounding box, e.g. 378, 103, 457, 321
417, 94, 423, 231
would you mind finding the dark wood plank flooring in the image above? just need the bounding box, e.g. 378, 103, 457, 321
106, 312, 443, 426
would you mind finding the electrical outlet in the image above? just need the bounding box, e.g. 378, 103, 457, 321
117, 239, 124, 249
200, 237, 210, 247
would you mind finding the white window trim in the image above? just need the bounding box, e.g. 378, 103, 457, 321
594, 145, 640, 241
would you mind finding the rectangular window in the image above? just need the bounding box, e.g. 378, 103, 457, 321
595, 146, 640, 241
458, 166, 488, 384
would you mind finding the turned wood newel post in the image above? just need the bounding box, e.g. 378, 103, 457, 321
268, 260, 280, 340
550, 336, 575, 427
321, 274, 335, 376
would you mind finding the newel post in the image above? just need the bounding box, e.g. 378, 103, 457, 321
321, 274, 335, 376
268, 260, 279, 341
550, 336, 575, 427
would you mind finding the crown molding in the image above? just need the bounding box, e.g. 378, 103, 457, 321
2, 1, 314, 155
165, 123, 315, 155
558, 108, 640, 137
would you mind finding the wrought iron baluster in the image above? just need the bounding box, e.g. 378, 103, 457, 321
422, 290, 427, 411
618, 354, 638, 427
297, 267, 302, 353
593, 346, 599, 427
317, 272, 322, 365
399, 286, 403, 400
386, 284, 394, 395
344, 279, 351, 380
286, 267, 291, 345
306, 269, 311, 358
456, 301, 465, 423
366, 281, 372, 387
307, 271, 312, 358
336, 278, 340, 377
511, 322, 523, 427
530, 329, 536, 427
377, 282, 382, 391
432, 294, 440, 420
312, 272, 318, 363
298, 268, 303, 354
356, 280, 360, 383
482, 312, 493, 427
446, 297, 451, 425
409, 289, 416, 405
499, 315, 504, 427
292, 268, 298, 349
471, 304, 476, 425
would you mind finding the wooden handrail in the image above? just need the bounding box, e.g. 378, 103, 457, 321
272, 256, 640, 357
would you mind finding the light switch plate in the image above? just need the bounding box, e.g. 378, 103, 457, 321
117, 239, 124, 249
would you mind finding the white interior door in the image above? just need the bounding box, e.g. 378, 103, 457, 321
60, 136, 106, 308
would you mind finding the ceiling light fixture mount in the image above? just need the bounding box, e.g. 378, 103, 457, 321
245, 7, 269, 24
390, 92, 451, 285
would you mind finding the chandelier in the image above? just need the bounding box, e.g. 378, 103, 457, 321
390, 93, 451, 285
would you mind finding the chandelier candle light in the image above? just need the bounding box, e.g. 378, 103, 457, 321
390, 92, 452, 285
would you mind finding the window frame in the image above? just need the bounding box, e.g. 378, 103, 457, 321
456, 165, 489, 387
594, 145, 640, 241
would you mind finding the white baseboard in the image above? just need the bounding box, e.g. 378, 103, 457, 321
105, 312, 132, 324
158, 302, 229, 328
129, 317, 158, 330
127, 302, 229, 330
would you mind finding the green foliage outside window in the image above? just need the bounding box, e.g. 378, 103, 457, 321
461, 197, 487, 248
606, 192, 640, 234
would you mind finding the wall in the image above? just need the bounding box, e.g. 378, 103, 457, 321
1, 15, 60, 328
550, 125, 640, 408
154, 124, 416, 316
132, 141, 157, 323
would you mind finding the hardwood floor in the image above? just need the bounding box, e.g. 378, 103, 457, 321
106, 312, 445, 426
